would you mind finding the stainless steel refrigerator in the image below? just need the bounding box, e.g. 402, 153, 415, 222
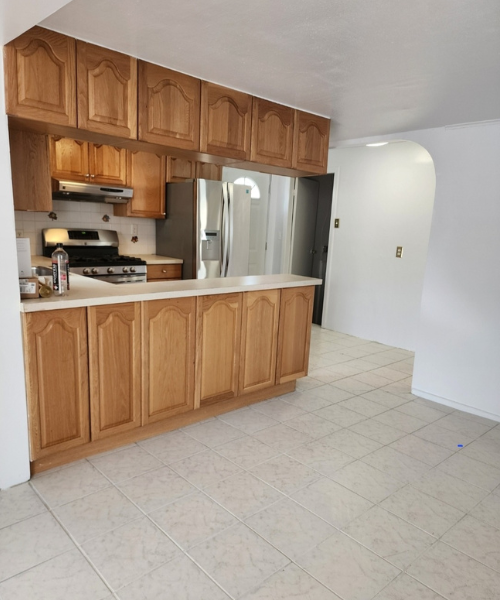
156, 180, 252, 279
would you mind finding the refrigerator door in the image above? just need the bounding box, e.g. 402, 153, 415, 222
226, 183, 252, 277
197, 180, 224, 279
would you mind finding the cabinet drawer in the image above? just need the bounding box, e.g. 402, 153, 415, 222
147, 264, 182, 280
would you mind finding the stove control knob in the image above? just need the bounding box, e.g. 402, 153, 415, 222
107, 267, 114, 274
82, 268, 90, 275
130, 267, 136, 273
91, 268, 99, 275
122, 267, 129, 273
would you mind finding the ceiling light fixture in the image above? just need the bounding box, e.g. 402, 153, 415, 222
366, 142, 389, 147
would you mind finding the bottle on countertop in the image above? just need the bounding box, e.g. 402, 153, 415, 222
52, 243, 70, 296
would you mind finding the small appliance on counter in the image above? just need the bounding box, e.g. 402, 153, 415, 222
42, 229, 147, 284
156, 180, 251, 279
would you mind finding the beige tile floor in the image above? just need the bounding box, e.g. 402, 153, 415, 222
1, 325, 500, 599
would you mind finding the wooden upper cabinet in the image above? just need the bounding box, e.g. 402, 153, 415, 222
200, 82, 252, 160
142, 297, 196, 424
4, 27, 76, 126
88, 303, 141, 439
166, 156, 196, 182
196, 293, 242, 406
9, 129, 52, 212
114, 150, 165, 218
50, 137, 89, 182
138, 61, 200, 150
276, 286, 314, 384
239, 289, 280, 395
292, 111, 330, 174
89, 144, 127, 185
77, 41, 137, 139
23, 308, 89, 459
251, 98, 294, 168
195, 162, 222, 181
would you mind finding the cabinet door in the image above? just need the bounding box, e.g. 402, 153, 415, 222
9, 129, 52, 212
200, 82, 252, 160
88, 303, 141, 439
142, 298, 195, 424
195, 162, 223, 181
138, 61, 200, 150
114, 151, 166, 218
292, 111, 330, 174
4, 27, 76, 126
50, 137, 90, 182
23, 308, 89, 459
251, 98, 294, 168
166, 156, 196, 182
239, 290, 280, 395
89, 144, 127, 185
196, 293, 242, 406
77, 41, 137, 139
276, 286, 314, 383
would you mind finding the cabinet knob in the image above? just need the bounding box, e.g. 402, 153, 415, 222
90, 174, 95, 178
162, 269, 167, 273
85, 173, 90, 178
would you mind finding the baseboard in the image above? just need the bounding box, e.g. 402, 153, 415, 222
412, 387, 500, 422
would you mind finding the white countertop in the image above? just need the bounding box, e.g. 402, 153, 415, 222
136, 255, 183, 265
21, 272, 322, 313
31, 254, 183, 266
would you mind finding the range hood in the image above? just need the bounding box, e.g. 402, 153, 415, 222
52, 180, 133, 204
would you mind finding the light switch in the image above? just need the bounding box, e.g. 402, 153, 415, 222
334, 218, 340, 228
396, 246, 403, 258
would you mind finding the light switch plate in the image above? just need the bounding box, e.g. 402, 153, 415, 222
396, 246, 403, 258
334, 218, 340, 228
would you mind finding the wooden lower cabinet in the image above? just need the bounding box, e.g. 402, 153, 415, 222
23, 308, 89, 459
239, 289, 280, 394
276, 286, 315, 383
142, 298, 195, 424
196, 293, 242, 406
146, 264, 182, 282
88, 303, 141, 439
24, 284, 317, 470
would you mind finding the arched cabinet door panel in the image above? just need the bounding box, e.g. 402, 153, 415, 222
138, 61, 200, 150
88, 303, 141, 439
196, 293, 242, 406
251, 98, 294, 168
5, 26, 76, 126
23, 308, 89, 459
77, 41, 137, 139
276, 286, 315, 383
142, 297, 196, 424
292, 110, 330, 174
239, 289, 280, 395
200, 82, 252, 160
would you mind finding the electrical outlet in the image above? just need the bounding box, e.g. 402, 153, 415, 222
131, 224, 138, 235
16, 230, 24, 238
396, 246, 403, 258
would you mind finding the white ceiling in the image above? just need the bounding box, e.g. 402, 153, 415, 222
41, 0, 500, 143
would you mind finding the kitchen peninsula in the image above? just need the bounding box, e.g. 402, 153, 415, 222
21, 274, 320, 474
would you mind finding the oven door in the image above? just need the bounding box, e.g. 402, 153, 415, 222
93, 274, 147, 284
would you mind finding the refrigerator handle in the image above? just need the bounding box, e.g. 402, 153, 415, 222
221, 184, 229, 277
225, 184, 232, 277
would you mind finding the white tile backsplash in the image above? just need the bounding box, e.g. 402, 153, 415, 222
15, 200, 156, 256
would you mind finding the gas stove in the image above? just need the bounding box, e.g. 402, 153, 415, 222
42, 228, 147, 284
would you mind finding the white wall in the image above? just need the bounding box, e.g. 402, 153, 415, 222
0, 0, 75, 489
324, 141, 436, 350
334, 122, 500, 420
0, 60, 31, 489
